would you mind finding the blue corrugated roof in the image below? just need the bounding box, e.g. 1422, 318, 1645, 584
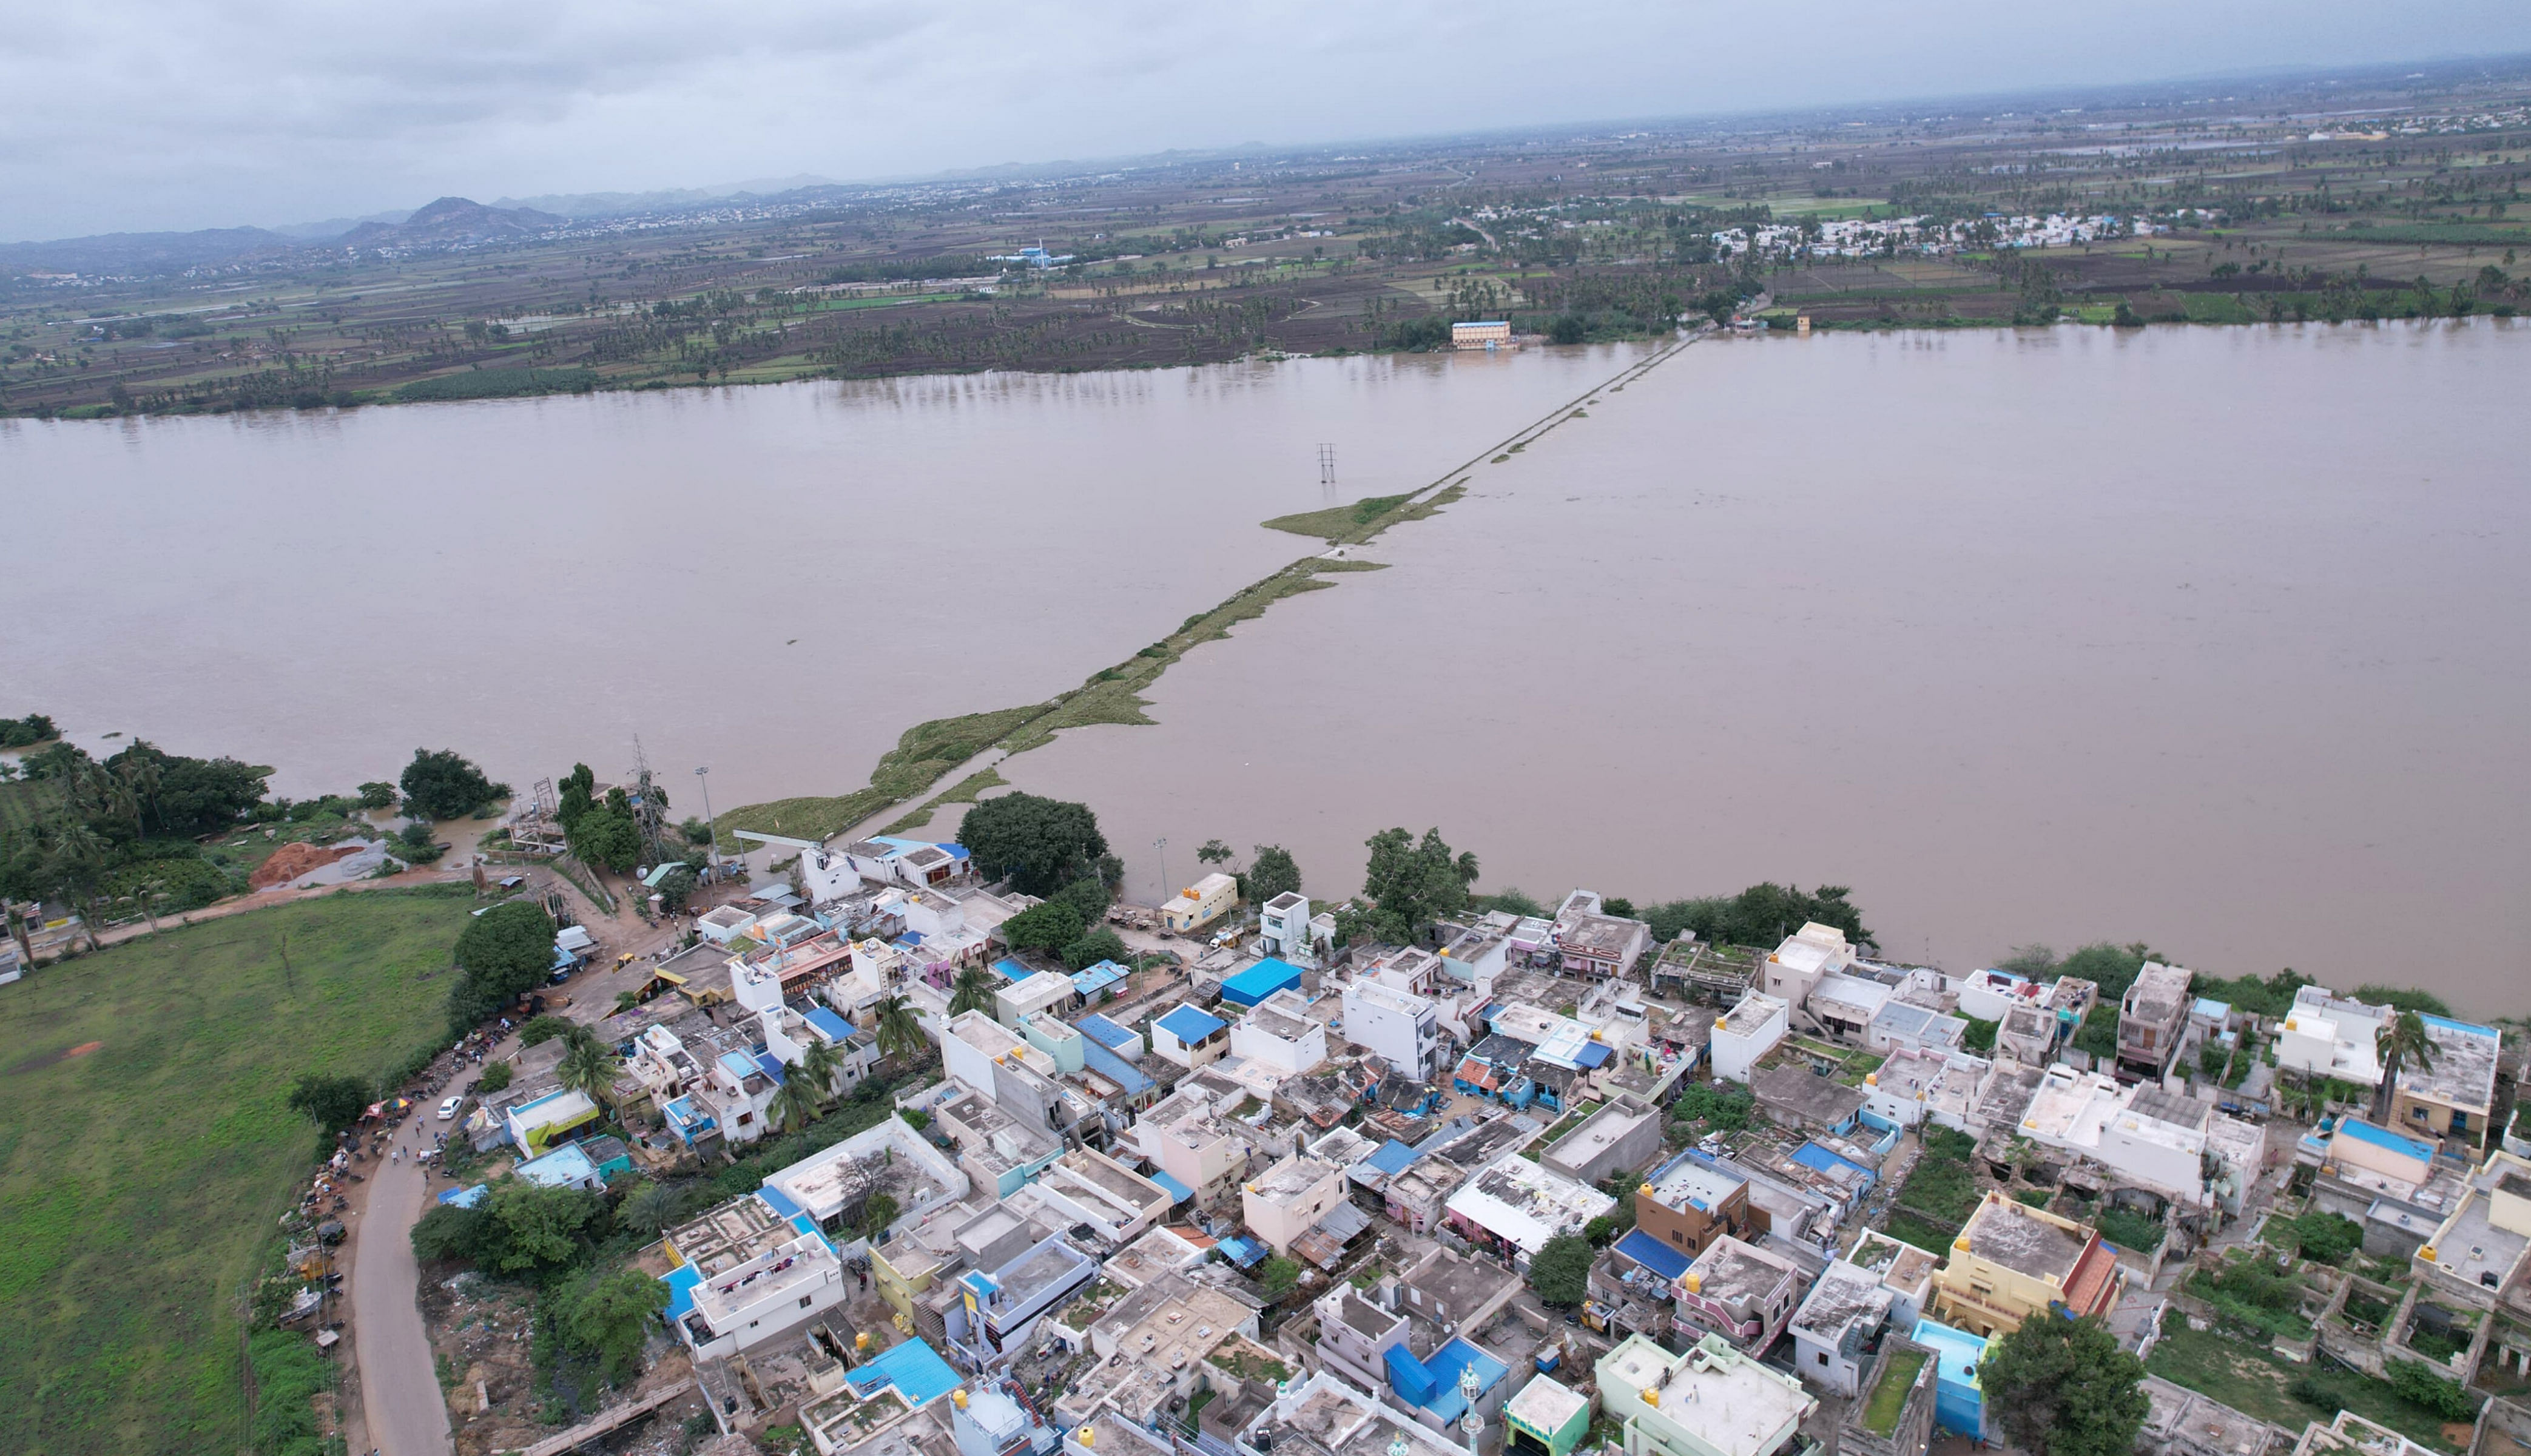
1217, 1235, 1265, 1267
1575, 1042, 1612, 1068
1613, 1227, 1691, 1281
1148, 1168, 1195, 1204
1220, 957, 1304, 1006
846, 1338, 963, 1409
1082, 1040, 1153, 1096
805, 1006, 854, 1043
1075, 1013, 1136, 1050
758, 1185, 803, 1219
1156, 1005, 1227, 1042
754, 1051, 788, 1085
1366, 1139, 1421, 1176
1073, 960, 1128, 996
1418, 1338, 1509, 1420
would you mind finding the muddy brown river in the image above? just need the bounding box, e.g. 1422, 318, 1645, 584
5, 321, 2523, 1006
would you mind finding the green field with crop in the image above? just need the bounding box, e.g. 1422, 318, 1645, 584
0, 886, 474, 1455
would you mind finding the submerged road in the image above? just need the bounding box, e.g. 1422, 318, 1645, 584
351, 1113, 454, 1456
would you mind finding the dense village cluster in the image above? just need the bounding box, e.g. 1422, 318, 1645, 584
426, 824, 2531, 1456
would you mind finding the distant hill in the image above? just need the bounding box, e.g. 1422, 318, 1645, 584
0, 226, 298, 277
337, 196, 565, 248
489, 174, 841, 218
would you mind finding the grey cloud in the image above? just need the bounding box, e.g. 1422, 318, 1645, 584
2, 0, 2527, 239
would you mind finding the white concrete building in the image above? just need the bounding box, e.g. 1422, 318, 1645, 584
1342, 979, 1443, 1080
1259, 891, 1319, 965
1711, 991, 1790, 1085
1442, 1151, 1614, 1266
1229, 988, 1329, 1076
1009, 1148, 1171, 1245
996, 969, 1077, 1027
675, 1228, 848, 1359
2276, 985, 2391, 1087
1151, 1003, 1230, 1069
1761, 922, 1857, 1006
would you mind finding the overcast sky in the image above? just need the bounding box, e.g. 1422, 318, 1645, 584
5, 0, 2527, 241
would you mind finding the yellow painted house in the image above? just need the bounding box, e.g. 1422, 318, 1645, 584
1927, 1191, 2122, 1337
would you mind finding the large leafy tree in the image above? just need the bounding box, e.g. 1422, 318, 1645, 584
286, 1073, 374, 1136
1528, 1233, 1592, 1307
1981, 1313, 2148, 1456
447, 900, 557, 1033
1356, 827, 1479, 945
1062, 929, 1128, 971
568, 787, 642, 872
1640, 883, 1875, 951
957, 793, 1108, 895
485, 1181, 607, 1275
103, 740, 269, 838
565, 1268, 669, 1384
1247, 844, 1303, 903
1000, 898, 1085, 953
400, 748, 508, 821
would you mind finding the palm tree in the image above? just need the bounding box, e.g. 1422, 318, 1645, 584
558, 1033, 616, 1109
794, 1037, 841, 1107
2373, 1010, 2437, 1126
871, 994, 927, 1062
766, 1072, 820, 1136
948, 966, 996, 1017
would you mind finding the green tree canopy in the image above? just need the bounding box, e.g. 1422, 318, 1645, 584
1640, 883, 1872, 949
1000, 898, 1085, 953
286, 1073, 373, 1136
1356, 827, 1479, 945
357, 781, 398, 809
564, 1267, 670, 1384
1247, 844, 1303, 903
568, 787, 642, 872
485, 1181, 607, 1276
1529, 1233, 1592, 1307
400, 748, 507, 821
1981, 1313, 2148, 1456
104, 740, 271, 838
1062, 928, 1129, 971
1048, 876, 1112, 924
957, 793, 1110, 895
447, 900, 556, 1033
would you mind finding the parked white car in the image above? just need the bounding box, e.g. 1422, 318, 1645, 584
436, 1096, 464, 1121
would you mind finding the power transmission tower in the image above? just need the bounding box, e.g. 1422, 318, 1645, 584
1317, 443, 1336, 485
625, 737, 670, 862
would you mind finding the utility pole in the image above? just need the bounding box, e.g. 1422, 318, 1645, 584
695, 766, 715, 861
1153, 836, 1169, 904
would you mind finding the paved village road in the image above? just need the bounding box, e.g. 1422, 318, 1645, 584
352, 1116, 454, 1456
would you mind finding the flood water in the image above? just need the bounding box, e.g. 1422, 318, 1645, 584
996, 321, 2530, 1011
0, 345, 1635, 814
5, 322, 2523, 1009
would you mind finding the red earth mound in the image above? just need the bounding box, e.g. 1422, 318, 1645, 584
249, 841, 362, 890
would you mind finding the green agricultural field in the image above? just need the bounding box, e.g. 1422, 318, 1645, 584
0, 886, 474, 1455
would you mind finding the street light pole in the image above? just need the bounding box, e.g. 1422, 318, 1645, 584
695, 766, 715, 861
1153, 836, 1168, 906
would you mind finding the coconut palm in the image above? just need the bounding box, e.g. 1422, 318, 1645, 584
558, 1033, 617, 1108
2373, 1010, 2437, 1126
794, 1036, 841, 1106
766, 1071, 820, 1135
871, 994, 927, 1062
948, 966, 996, 1017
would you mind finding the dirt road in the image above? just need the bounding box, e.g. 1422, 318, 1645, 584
351, 1113, 456, 1456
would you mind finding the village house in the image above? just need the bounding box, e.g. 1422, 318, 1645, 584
1541, 1102, 1662, 1186
1160, 872, 1239, 934
1674, 1235, 1805, 1352
2116, 962, 2194, 1082
1152, 1003, 1232, 1069
1635, 1151, 1761, 1262
1928, 1191, 2122, 1336
1244, 1153, 1347, 1256
1229, 988, 1329, 1077
1710, 991, 1790, 1085
1442, 1150, 1614, 1268
2275, 985, 2392, 1087
1596, 1332, 1818, 1456
2392, 1014, 2504, 1153
1344, 980, 1444, 1081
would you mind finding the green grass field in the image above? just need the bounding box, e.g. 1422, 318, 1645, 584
0, 886, 475, 1455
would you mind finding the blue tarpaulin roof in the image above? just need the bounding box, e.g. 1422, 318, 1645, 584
1366, 1139, 1421, 1176
757, 1185, 803, 1219
1082, 1041, 1153, 1096
1075, 1013, 1137, 1050
1576, 1042, 1613, 1068
1613, 1227, 1691, 1281
1220, 957, 1303, 1007
846, 1338, 963, 1409
1387, 1344, 1440, 1407
754, 1051, 788, 1085
1418, 1339, 1510, 1421
1792, 1142, 1872, 1179
1156, 1005, 1227, 1043
1217, 1235, 1265, 1268
805, 1006, 854, 1043
1148, 1168, 1195, 1204
439, 1183, 489, 1208
662, 1262, 703, 1321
